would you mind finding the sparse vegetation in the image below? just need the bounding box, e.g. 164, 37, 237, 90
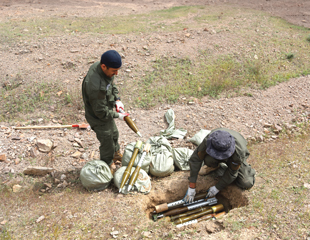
1, 6, 309, 115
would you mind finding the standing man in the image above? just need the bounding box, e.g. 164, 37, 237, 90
183, 128, 256, 203
82, 50, 129, 172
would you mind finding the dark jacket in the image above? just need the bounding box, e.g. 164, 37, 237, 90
82, 62, 120, 127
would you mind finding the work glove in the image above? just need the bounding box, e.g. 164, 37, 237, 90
206, 186, 219, 198
183, 187, 196, 204
118, 112, 129, 121
115, 100, 124, 113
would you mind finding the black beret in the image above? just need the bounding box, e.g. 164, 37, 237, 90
100, 50, 122, 68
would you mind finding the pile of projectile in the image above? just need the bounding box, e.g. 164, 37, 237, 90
152, 193, 225, 228
119, 141, 151, 193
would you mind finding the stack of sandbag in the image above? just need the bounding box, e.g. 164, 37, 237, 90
122, 142, 151, 173
114, 166, 151, 194
80, 160, 113, 191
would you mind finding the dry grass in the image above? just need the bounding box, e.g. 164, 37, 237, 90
224, 127, 310, 239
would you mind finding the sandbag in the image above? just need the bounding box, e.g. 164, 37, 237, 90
149, 149, 175, 177
122, 142, 151, 173
114, 166, 151, 194
80, 160, 113, 191
147, 136, 172, 152
189, 129, 211, 145
160, 109, 187, 139
146, 136, 174, 177
172, 148, 194, 171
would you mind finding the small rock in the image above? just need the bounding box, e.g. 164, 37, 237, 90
12, 184, 22, 193
73, 143, 80, 147
23, 166, 54, 176
263, 123, 272, 127
60, 174, 67, 180
0, 220, 7, 225
29, 147, 39, 158
36, 216, 45, 223
0, 154, 7, 162
44, 183, 52, 188
14, 158, 20, 165
62, 180, 68, 188
37, 139, 53, 152
11, 136, 21, 140
142, 231, 152, 238
27, 136, 36, 142
81, 153, 88, 160
273, 124, 282, 132
74, 138, 83, 148
68, 136, 75, 142
304, 183, 310, 189
71, 151, 82, 158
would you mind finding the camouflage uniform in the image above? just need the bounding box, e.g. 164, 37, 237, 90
189, 128, 256, 190
82, 62, 120, 165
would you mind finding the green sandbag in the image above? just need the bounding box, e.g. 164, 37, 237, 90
172, 148, 194, 171
114, 166, 151, 194
149, 148, 174, 177
160, 109, 187, 139
80, 160, 113, 191
189, 129, 211, 145
122, 142, 150, 173
147, 136, 174, 177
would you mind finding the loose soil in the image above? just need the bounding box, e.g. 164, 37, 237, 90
0, 0, 309, 239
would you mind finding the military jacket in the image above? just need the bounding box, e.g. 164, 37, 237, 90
188, 128, 250, 190
82, 62, 120, 127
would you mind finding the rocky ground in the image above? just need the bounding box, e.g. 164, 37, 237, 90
0, 1, 309, 239
0, 0, 309, 176
0, 74, 309, 176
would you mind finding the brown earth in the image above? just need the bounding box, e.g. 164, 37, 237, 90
0, 0, 309, 239
1, 0, 310, 29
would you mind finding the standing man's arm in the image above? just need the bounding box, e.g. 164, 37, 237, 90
86, 80, 119, 120
112, 83, 125, 113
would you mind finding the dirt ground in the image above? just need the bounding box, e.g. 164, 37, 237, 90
0, 0, 310, 238
1, 0, 310, 29
0, 0, 309, 174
